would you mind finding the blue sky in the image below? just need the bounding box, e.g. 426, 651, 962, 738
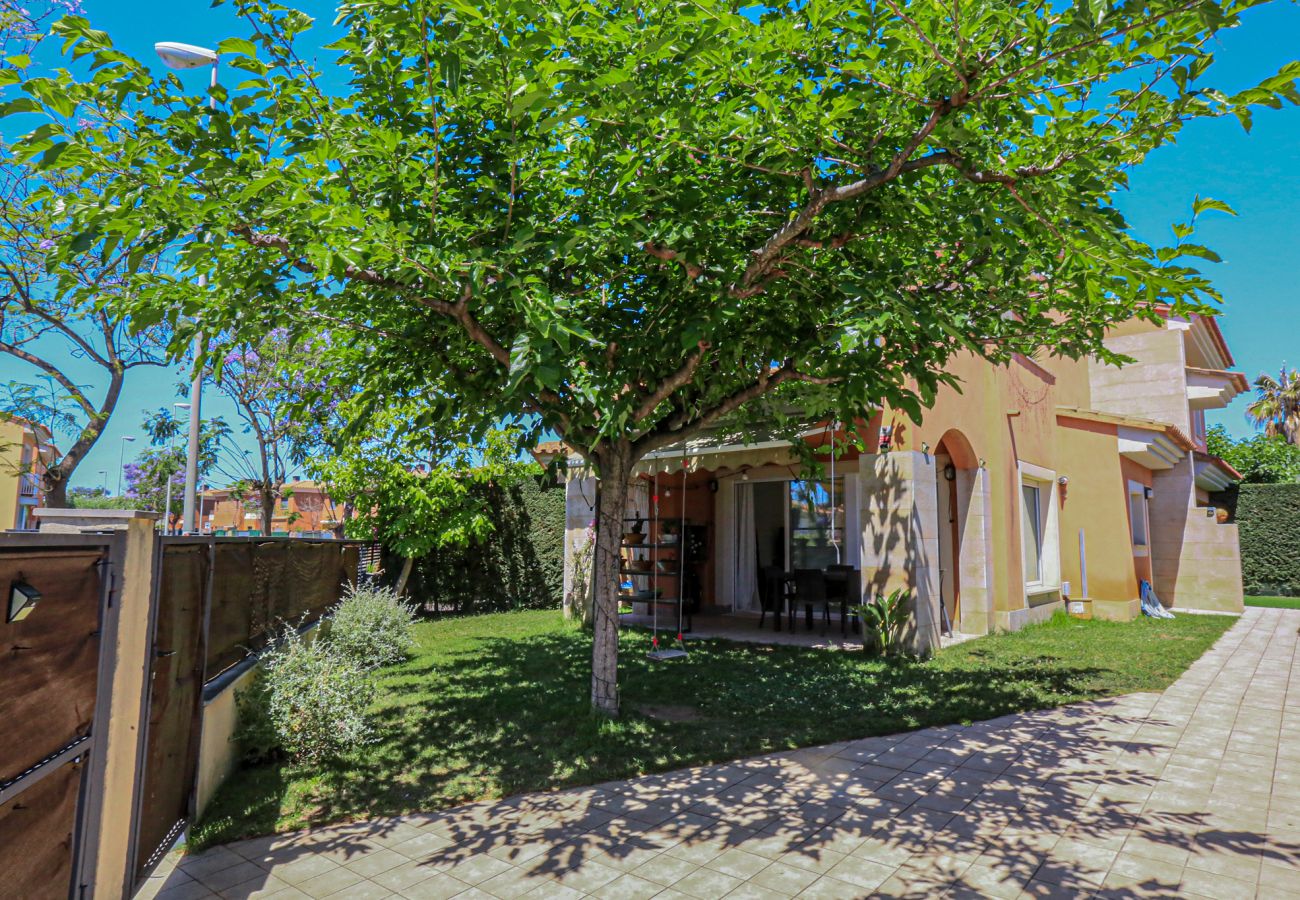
3, 0, 1299, 490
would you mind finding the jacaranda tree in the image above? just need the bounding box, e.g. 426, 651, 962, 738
8, 0, 1298, 714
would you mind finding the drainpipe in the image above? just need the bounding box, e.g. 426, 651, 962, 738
1078, 528, 1088, 598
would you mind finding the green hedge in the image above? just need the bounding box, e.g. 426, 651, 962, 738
1212, 483, 1300, 597
387, 474, 566, 614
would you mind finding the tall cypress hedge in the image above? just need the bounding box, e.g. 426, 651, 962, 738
1212, 483, 1300, 597
387, 474, 567, 614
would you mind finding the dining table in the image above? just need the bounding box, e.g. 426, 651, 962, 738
762, 566, 861, 635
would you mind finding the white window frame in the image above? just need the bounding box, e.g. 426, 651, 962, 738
1128, 480, 1150, 557
1018, 461, 1061, 599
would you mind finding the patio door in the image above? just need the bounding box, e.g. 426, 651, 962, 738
730, 477, 856, 612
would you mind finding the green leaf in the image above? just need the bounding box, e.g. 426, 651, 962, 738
1193, 196, 1237, 217
217, 38, 258, 57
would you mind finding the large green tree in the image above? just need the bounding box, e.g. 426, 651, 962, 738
9, 0, 1298, 713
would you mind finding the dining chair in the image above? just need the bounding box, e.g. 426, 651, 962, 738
759, 565, 790, 630
793, 568, 829, 632
825, 565, 861, 636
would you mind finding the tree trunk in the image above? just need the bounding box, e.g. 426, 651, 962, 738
590, 447, 632, 717
42, 368, 124, 508
261, 484, 275, 535
394, 555, 414, 596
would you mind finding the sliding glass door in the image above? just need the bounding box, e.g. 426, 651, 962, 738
789, 478, 846, 569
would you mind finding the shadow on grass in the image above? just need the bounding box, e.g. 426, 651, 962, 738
192, 612, 1224, 851
181, 687, 1300, 899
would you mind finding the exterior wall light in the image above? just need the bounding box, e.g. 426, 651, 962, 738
1144, 487, 1153, 499
7, 578, 41, 623
1057, 475, 1069, 486
943, 463, 957, 482
878, 425, 894, 452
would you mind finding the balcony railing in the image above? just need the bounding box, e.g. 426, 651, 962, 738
18, 473, 40, 498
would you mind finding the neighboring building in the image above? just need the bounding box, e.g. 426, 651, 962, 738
0, 418, 56, 531
199, 480, 345, 536
561, 310, 1247, 653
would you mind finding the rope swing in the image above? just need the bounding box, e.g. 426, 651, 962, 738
829, 420, 841, 564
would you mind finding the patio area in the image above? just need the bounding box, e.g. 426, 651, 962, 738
143, 608, 1296, 899
620, 610, 981, 652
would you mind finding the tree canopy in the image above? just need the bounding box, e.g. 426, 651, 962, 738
7, 0, 1298, 713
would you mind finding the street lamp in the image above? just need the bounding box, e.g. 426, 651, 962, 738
155, 39, 219, 534
163, 402, 191, 534
117, 435, 136, 497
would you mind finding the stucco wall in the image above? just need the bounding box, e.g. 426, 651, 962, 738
1055, 417, 1144, 613
0, 419, 24, 529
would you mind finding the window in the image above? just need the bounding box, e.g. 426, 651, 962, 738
1021, 482, 1043, 584
1129, 483, 1150, 553
788, 477, 846, 569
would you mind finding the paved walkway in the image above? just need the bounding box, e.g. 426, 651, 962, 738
143, 607, 1300, 899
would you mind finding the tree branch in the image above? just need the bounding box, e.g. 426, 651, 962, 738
635, 361, 841, 455
631, 341, 709, 423
0, 340, 97, 418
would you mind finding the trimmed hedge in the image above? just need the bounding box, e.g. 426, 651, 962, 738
1212, 483, 1300, 597
386, 474, 566, 614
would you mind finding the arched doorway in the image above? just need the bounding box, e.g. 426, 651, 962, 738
933, 430, 979, 634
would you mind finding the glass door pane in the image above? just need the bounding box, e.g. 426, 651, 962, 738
1021, 483, 1041, 583
788, 478, 845, 569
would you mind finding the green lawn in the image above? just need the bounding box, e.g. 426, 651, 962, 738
1245, 595, 1300, 609
192, 608, 1232, 849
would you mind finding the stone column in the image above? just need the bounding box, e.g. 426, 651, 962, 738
955, 466, 995, 635
562, 472, 598, 619
858, 451, 941, 655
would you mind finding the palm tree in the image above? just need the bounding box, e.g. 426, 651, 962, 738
1247, 367, 1300, 444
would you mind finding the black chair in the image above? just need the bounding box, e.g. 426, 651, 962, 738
825, 565, 861, 636
759, 565, 791, 630
794, 568, 829, 631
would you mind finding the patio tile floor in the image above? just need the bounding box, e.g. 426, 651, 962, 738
139, 606, 1298, 899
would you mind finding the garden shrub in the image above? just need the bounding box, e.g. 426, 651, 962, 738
257, 626, 376, 763
233, 673, 281, 764
1213, 483, 1300, 596
328, 584, 418, 669
393, 471, 566, 614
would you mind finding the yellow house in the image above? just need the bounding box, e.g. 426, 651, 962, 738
562, 310, 1246, 651
0, 417, 56, 531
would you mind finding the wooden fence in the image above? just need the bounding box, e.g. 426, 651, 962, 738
0, 535, 122, 900
0, 526, 361, 899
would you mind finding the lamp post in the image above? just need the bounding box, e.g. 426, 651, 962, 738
155, 40, 219, 534
117, 435, 136, 497
163, 402, 191, 534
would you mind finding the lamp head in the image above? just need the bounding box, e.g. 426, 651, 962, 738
154, 42, 218, 70
8, 579, 41, 623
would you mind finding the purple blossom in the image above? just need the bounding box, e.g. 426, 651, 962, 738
38, 238, 56, 250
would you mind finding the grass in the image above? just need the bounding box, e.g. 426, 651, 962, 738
191, 608, 1232, 850
1245, 595, 1300, 609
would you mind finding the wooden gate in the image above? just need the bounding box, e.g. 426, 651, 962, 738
0, 537, 120, 900
131, 541, 210, 884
